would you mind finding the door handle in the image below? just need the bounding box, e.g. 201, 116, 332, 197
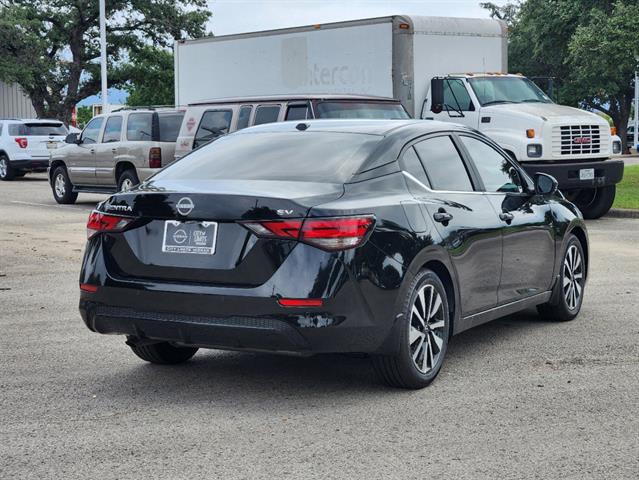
499, 212, 514, 223
433, 210, 453, 224
111, 148, 117, 153
90, 148, 95, 154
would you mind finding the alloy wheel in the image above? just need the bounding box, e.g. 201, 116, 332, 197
563, 244, 583, 310
54, 173, 66, 197
409, 284, 446, 373
0, 158, 7, 178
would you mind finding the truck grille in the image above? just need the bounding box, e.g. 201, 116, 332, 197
552, 125, 602, 156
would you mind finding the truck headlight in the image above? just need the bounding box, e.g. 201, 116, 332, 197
612, 140, 622, 154
527, 144, 542, 157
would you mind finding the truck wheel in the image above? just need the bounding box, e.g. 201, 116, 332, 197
372, 269, 450, 389
128, 340, 198, 364
117, 169, 139, 192
51, 166, 78, 204
537, 234, 585, 321
570, 185, 616, 219
0, 155, 15, 181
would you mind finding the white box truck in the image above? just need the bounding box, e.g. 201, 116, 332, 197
174, 15, 624, 218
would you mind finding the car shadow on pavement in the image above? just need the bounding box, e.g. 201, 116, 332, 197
89, 308, 556, 405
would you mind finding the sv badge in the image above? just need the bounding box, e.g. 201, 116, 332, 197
277, 209, 294, 216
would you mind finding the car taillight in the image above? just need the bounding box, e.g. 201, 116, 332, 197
149, 147, 162, 168
14, 137, 28, 148
241, 215, 375, 251
86, 210, 134, 239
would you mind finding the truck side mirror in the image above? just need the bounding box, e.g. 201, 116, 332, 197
431, 77, 444, 114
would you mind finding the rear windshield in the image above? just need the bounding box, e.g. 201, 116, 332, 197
316, 102, 410, 120
9, 123, 67, 136
152, 131, 381, 183
158, 112, 185, 142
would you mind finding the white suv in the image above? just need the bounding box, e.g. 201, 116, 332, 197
0, 118, 68, 180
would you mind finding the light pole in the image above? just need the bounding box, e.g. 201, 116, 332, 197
99, 0, 108, 113
634, 54, 639, 151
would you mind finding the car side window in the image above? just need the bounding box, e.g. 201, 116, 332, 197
102, 116, 122, 143
253, 105, 281, 125
193, 110, 232, 149
236, 106, 252, 131
400, 146, 431, 188
459, 135, 523, 193
443, 79, 474, 112
285, 104, 310, 121
126, 113, 153, 141
413, 136, 474, 192
81, 117, 104, 144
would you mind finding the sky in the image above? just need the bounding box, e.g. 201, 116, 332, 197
80, 0, 506, 106
207, 0, 505, 35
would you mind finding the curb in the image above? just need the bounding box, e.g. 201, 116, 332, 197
606, 208, 639, 219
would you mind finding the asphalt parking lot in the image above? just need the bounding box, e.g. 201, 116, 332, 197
1, 173, 638, 479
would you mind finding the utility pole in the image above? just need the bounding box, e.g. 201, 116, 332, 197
99, 0, 108, 114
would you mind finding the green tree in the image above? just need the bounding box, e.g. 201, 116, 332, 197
489, 0, 639, 151
123, 46, 174, 107
0, 0, 210, 124
76, 105, 93, 128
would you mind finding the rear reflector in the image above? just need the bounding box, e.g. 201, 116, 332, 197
149, 147, 162, 168
278, 298, 323, 307
80, 283, 98, 293
86, 210, 134, 239
14, 137, 28, 148
242, 215, 375, 251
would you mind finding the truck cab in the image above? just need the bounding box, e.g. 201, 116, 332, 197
422, 73, 624, 218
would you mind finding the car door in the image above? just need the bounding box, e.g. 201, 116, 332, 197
94, 115, 123, 185
456, 133, 556, 304
401, 134, 503, 316
66, 116, 104, 185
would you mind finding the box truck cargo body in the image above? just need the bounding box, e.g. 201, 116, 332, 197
175, 15, 623, 218
175, 15, 506, 116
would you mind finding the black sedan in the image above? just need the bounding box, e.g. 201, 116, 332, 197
79, 120, 588, 389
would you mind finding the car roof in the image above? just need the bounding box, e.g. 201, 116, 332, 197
1, 118, 63, 124
188, 94, 402, 106
235, 119, 467, 137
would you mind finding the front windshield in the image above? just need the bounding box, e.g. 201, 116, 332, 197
315, 101, 410, 119
469, 77, 552, 106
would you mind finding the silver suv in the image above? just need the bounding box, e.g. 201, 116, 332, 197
0, 118, 68, 181
175, 95, 410, 160
49, 107, 185, 204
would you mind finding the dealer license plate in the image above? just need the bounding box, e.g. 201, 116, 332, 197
162, 220, 217, 255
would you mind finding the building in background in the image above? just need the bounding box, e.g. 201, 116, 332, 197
0, 81, 36, 118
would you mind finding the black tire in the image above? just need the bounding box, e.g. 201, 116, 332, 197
51, 166, 78, 204
570, 185, 616, 219
117, 169, 139, 192
372, 269, 450, 389
128, 340, 198, 365
0, 154, 15, 181
537, 234, 585, 322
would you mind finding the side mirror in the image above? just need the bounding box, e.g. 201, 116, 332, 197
535, 173, 558, 196
430, 77, 444, 114
65, 133, 80, 144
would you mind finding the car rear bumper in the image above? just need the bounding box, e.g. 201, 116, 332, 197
78, 242, 401, 355
520, 160, 624, 189
9, 158, 50, 171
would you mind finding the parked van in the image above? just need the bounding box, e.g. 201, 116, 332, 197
49, 107, 184, 204
174, 94, 409, 159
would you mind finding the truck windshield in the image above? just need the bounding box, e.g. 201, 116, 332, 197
315, 102, 410, 119
468, 77, 552, 106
